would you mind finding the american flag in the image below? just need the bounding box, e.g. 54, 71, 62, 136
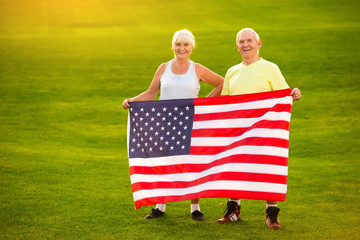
127, 89, 293, 209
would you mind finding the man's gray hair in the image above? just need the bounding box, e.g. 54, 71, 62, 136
236, 28, 260, 42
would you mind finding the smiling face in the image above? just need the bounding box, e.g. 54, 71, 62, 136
171, 29, 195, 61
236, 29, 261, 64
173, 41, 193, 60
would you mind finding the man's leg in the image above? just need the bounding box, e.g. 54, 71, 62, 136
216, 199, 241, 223
265, 201, 282, 229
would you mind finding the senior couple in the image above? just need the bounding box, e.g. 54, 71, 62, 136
122, 28, 302, 229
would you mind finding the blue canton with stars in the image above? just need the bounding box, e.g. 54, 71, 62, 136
128, 99, 195, 158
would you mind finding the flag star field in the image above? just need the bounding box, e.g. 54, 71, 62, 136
129, 99, 194, 158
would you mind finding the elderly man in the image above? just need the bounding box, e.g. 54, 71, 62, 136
217, 28, 301, 228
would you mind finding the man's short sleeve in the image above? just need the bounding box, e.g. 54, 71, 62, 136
270, 64, 290, 90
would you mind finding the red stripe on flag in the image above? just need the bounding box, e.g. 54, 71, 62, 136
191, 120, 290, 137
131, 172, 287, 192
194, 89, 292, 106
190, 137, 289, 155
134, 190, 287, 209
130, 154, 288, 176
194, 104, 292, 121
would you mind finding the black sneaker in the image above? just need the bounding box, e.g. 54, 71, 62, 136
216, 201, 241, 223
144, 208, 164, 219
266, 207, 282, 229
191, 210, 206, 221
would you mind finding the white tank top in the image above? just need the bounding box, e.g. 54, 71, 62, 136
159, 60, 200, 100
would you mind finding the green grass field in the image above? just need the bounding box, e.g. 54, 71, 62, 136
1, 0, 359, 239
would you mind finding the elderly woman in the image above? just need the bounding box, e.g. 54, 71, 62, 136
123, 29, 224, 221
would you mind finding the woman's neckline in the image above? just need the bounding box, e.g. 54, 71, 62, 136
171, 59, 191, 75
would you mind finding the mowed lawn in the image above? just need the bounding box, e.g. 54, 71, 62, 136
0, 0, 359, 239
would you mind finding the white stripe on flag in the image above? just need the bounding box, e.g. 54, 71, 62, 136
130, 163, 288, 183
192, 112, 291, 129
129, 145, 289, 167
190, 128, 289, 146
133, 181, 287, 201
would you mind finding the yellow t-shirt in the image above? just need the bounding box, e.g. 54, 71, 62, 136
221, 58, 289, 96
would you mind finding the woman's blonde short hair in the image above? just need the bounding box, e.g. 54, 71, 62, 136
172, 29, 195, 48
